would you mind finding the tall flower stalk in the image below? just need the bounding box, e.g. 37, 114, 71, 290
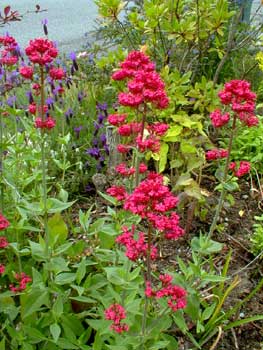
21, 38, 65, 257
105, 51, 187, 335
207, 80, 258, 238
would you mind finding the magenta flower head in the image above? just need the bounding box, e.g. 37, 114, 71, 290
25, 38, 58, 65
0, 213, 9, 231
104, 304, 129, 333
215, 80, 258, 127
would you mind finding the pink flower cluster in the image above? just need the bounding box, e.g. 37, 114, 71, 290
0, 264, 5, 275
0, 213, 9, 231
145, 274, 187, 311
0, 35, 18, 66
104, 304, 129, 333
0, 236, 8, 248
116, 225, 158, 261
35, 116, 56, 129
0, 214, 9, 276
106, 185, 128, 201
206, 149, 228, 161
112, 51, 169, 109
229, 161, 251, 177
115, 163, 148, 177
25, 38, 58, 65
210, 80, 258, 128
9, 272, 32, 293
107, 112, 169, 154
20, 38, 65, 130
124, 172, 184, 240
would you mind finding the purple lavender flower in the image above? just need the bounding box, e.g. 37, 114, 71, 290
77, 91, 85, 103
69, 51, 78, 71
42, 18, 48, 35
96, 102, 108, 111
6, 95, 16, 107
86, 148, 100, 159
104, 144, 110, 155
97, 113, 105, 124
74, 126, 83, 139
92, 139, 98, 147
46, 96, 54, 109
100, 133, 106, 145
26, 91, 34, 104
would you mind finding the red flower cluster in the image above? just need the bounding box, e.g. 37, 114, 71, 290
117, 122, 142, 137
115, 162, 147, 176
124, 172, 184, 240
145, 274, 187, 311
106, 185, 127, 201
112, 51, 169, 109
109, 115, 169, 154
0, 35, 18, 66
229, 161, 251, 177
104, 304, 129, 333
212, 80, 258, 127
19, 66, 34, 79
0, 236, 8, 248
49, 67, 65, 80
0, 213, 9, 230
116, 226, 158, 261
0, 264, 5, 275
115, 163, 135, 176
108, 113, 127, 126
9, 272, 32, 293
25, 38, 58, 65
28, 103, 48, 115
210, 109, 230, 128
35, 117, 56, 129
206, 149, 228, 161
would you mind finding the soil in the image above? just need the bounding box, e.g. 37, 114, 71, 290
158, 179, 263, 350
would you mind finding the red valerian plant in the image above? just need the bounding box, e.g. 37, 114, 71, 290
105, 51, 187, 334
145, 274, 187, 311
9, 272, 32, 293
208, 80, 258, 237
104, 304, 129, 333
20, 37, 65, 130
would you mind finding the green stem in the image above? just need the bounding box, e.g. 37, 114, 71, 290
208, 114, 237, 238
40, 66, 49, 258
135, 106, 146, 187
146, 225, 152, 282
141, 295, 148, 338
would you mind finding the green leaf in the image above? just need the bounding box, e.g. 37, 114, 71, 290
21, 290, 49, 319
98, 191, 118, 205
29, 240, 46, 260
159, 143, 169, 173
69, 296, 96, 303
56, 338, 78, 349
0, 338, 5, 350
54, 242, 73, 255
149, 341, 170, 349
52, 295, 64, 317
180, 140, 196, 153
46, 198, 75, 213
50, 323, 61, 343
224, 315, 263, 330
76, 258, 86, 285
24, 326, 47, 342
202, 303, 216, 321
163, 125, 182, 142
55, 273, 76, 285
48, 213, 68, 247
